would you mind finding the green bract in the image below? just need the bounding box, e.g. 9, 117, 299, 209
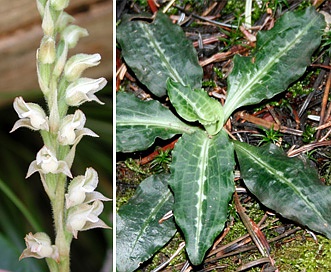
116, 6, 327, 270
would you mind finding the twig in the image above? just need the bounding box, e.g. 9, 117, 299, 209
140, 138, 178, 165
316, 71, 331, 140
238, 111, 303, 136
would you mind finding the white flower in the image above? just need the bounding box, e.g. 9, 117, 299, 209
26, 146, 72, 178
19, 232, 59, 261
50, 0, 69, 11
64, 53, 101, 82
57, 109, 98, 145
41, 1, 54, 36
11, 97, 49, 132
65, 168, 110, 208
66, 200, 110, 238
65, 77, 106, 106
62, 25, 88, 49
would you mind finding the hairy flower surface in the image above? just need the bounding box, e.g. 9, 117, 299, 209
65, 77, 106, 106
65, 167, 110, 208
20, 232, 59, 261
66, 200, 110, 238
62, 25, 88, 48
64, 53, 101, 82
11, 97, 49, 132
26, 146, 72, 178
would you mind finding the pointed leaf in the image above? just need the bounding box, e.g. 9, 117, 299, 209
169, 130, 235, 265
167, 78, 224, 135
116, 174, 176, 272
117, 12, 203, 97
223, 7, 325, 120
116, 92, 197, 152
234, 141, 331, 238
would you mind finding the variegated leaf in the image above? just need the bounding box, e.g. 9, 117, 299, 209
169, 129, 235, 265
223, 7, 325, 121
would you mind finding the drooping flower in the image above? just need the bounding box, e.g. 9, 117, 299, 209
11, 97, 49, 132
19, 232, 59, 261
65, 77, 106, 106
65, 167, 110, 208
57, 109, 98, 146
64, 53, 101, 82
66, 200, 110, 238
26, 146, 72, 178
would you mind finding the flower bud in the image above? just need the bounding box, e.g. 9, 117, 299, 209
65, 77, 106, 106
39, 36, 56, 64
19, 232, 59, 261
66, 200, 110, 238
55, 12, 75, 33
62, 25, 88, 49
11, 97, 49, 132
65, 168, 110, 208
64, 53, 101, 82
50, 0, 69, 11
41, 1, 54, 36
26, 146, 72, 178
53, 40, 68, 78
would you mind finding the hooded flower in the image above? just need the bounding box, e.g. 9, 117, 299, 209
57, 109, 98, 145
66, 200, 110, 238
62, 25, 88, 49
65, 167, 110, 208
26, 146, 72, 178
65, 77, 106, 106
19, 232, 59, 261
11, 97, 49, 132
64, 53, 101, 82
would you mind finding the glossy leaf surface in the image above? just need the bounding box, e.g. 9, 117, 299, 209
234, 141, 331, 238
223, 7, 325, 120
117, 12, 203, 97
116, 174, 176, 272
116, 92, 197, 152
169, 130, 235, 265
167, 78, 223, 135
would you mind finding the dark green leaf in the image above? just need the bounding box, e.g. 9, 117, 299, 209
167, 78, 223, 135
223, 7, 325, 120
169, 130, 235, 265
116, 92, 197, 152
234, 141, 331, 238
117, 12, 203, 97
116, 174, 176, 272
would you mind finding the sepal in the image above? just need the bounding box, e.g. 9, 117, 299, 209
26, 146, 72, 178
64, 53, 101, 82
65, 167, 110, 208
62, 25, 88, 49
65, 77, 106, 106
11, 97, 49, 132
66, 200, 110, 238
19, 232, 59, 261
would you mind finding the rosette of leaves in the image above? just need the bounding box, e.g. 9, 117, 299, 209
116, 8, 330, 271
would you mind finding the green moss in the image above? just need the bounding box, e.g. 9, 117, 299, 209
276, 235, 331, 271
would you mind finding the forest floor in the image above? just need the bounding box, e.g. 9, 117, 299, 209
116, 0, 331, 271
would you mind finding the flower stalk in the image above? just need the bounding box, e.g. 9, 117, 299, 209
13, 0, 110, 271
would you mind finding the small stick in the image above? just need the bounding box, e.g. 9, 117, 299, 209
140, 138, 178, 165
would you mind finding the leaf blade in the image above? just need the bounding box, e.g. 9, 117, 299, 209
116, 174, 176, 272
234, 141, 331, 238
116, 92, 197, 152
169, 130, 235, 265
223, 7, 325, 120
117, 12, 203, 97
